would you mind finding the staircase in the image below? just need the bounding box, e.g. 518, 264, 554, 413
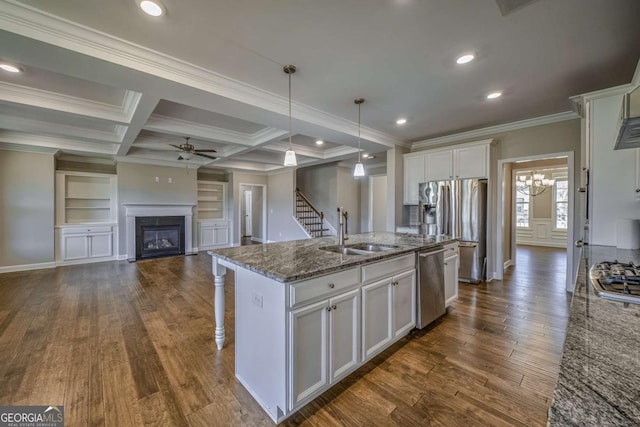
295, 188, 329, 238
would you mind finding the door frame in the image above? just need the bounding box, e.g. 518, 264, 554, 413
495, 151, 575, 292
238, 183, 267, 243
243, 189, 253, 237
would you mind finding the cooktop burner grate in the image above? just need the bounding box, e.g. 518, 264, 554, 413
589, 260, 640, 304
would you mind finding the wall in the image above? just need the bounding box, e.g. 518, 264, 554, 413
590, 93, 640, 246
267, 170, 308, 242
360, 166, 386, 232
230, 172, 268, 245
336, 166, 361, 235
117, 163, 197, 255
0, 149, 55, 269
296, 164, 338, 226
413, 118, 581, 280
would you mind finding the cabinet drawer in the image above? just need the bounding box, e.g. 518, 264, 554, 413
290, 268, 359, 307
361, 253, 415, 284
443, 242, 458, 258
62, 226, 112, 235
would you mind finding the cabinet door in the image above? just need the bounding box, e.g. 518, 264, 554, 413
329, 289, 360, 383
403, 155, 426, 205
200, 226, 215, 247
444, 254, 459, 306
455, 144, 488, 179
89, 233, 112, 258
289, 300, 329, 409
426, 150, 454, 181
392, 269, 416, 338
362, 279, 393, 361
63, 235, 89, 260
213, 227, 230, 246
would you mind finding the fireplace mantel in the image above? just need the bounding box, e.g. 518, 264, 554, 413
124, 204, 195, 261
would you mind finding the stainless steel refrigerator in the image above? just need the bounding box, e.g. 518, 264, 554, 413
419, 179, 487, 283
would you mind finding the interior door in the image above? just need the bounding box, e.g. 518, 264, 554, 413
244, 190, 252, 237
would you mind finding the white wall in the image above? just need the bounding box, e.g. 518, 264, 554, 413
267, 170, 308, 242
590, 93, 640, 246
336, 166, 361, 234
360, 166, 387, 232
296, 164, 338, 225
0, 149, 55, 269
117, 163, 197, 255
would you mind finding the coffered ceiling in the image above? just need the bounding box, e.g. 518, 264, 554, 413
0, 0, 639, 172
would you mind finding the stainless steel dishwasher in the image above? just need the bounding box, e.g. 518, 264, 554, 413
416, 246, 446, 328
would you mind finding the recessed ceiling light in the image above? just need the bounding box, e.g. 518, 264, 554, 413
139, 0, 164, 16
487, 91, 502, 100
396, 118, 407, 125
456, 53, 475, 65
367, 155, 376, 159
315, 140, 324, 145
0, 63, 22, 73
362, 154, 369, 158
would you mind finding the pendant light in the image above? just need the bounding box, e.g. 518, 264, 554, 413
283, 65, 297, 167
353, 98, 365, 177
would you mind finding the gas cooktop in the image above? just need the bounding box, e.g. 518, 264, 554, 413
589, 260, 640, 304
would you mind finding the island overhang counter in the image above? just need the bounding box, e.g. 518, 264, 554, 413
208, 231, 455, 423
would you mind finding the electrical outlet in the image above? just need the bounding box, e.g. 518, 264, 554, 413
168, 177, 173, 183
155, 176, 159, 183
251, 292, 263, 308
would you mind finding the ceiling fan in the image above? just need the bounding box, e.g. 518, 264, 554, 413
170, 137, 217, 160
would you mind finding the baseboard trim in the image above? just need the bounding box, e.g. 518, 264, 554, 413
516, 241, 566, 248
117, 255, 128, 261
55, 256, 117, 267
504, 259, 513, 270
252, 237, 264, 243
0, 261, 56, 274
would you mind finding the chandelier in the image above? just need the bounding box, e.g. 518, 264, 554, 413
516, 172, 555, 197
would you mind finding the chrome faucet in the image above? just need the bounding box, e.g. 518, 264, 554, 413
337, 207, 349, 246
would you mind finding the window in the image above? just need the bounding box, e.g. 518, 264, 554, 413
554, 176, 569, 229
515, 171, 530, 228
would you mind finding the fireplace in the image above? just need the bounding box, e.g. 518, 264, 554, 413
124, 204, 195, 262
135, 216, 185, 260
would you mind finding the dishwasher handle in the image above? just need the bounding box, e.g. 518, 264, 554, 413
419, 249, 445, 257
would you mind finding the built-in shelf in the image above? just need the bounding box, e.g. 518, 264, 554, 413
56, 171, 117, 226
197, 180, 226, 221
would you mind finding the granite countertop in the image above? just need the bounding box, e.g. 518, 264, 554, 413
548, 245, 640, 426
209, 232, 455, 283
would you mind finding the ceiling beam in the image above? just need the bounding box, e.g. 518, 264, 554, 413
117, 95, 160, 156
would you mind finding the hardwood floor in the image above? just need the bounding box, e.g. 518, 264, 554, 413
0, 245, 570, 426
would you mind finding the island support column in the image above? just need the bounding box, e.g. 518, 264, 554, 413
211, 257, 227, 350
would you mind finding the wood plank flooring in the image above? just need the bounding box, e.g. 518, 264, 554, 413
0, 245, 570, 426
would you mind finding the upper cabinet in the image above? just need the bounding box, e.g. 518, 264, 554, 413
403, 140, 491, 205
403, 155, 426, 205
55, 171, 117, 225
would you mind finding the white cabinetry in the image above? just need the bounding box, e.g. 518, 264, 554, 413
361, 253, 416, 361
403, 155, 426, 205
233, 252, 420, 423
289, 288, 360, 409
55, 171, 117, 265
443, 242, 459, 306
425, 142, 489, 181
197, 180, 231, 249
403, 140, 491, 205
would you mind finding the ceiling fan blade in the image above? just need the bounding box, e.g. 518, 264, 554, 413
169, 144, 183, 150
195, 153, 217, 160
194, 149, 217, 153
177, 156, 184, 160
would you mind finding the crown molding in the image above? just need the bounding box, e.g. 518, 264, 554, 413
568, 82, 636, 117
0, 114, 125, 143
0, 0, 405, 149
0, 141, 59, 155
0, 81, 138, 124
0, 131, 118, 154
411, 111, 579, 149
632, 58, 640, 85
114, 155, 201, 169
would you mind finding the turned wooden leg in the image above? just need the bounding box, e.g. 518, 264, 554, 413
213, 273, 225, 350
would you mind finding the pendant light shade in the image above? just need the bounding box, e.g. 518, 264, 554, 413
353, 98, 365, 177
284, 149, 297, 166
283, 65, 297, 167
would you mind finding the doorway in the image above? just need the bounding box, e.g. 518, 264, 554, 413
496, 152, 575, 292
239, 184, 267, 245
368, 175, 387, 232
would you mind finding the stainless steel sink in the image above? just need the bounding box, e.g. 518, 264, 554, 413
319, 242, 399, 255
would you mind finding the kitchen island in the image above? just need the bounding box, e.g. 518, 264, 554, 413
208, 232, 455, 423
548, 245, 640, 425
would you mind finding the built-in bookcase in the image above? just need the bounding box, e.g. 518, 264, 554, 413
197, 180, 226, 220
56, 172, 117, 225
